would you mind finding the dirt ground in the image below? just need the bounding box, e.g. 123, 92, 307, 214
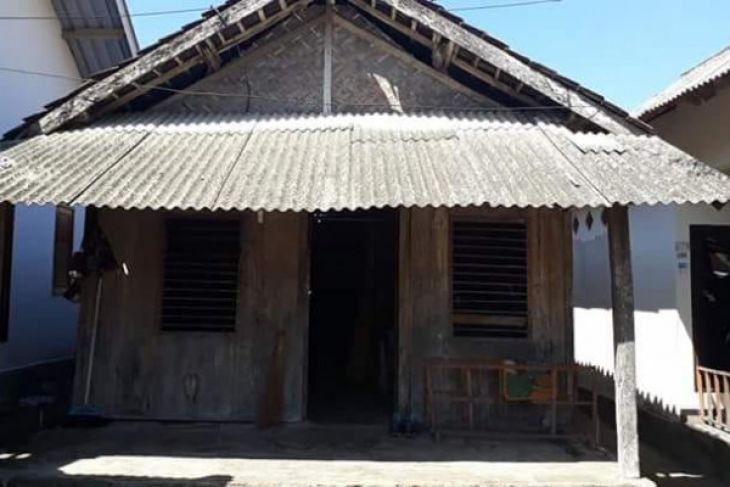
0, 422, 664, 486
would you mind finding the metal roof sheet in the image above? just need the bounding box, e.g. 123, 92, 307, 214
637, 46, 730, 120
52, 0, 137, 77
0, 112, 728, 211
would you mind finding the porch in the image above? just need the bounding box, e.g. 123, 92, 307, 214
0, 422, 654, 486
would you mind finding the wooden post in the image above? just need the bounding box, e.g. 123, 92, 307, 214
606, 205, 641, 479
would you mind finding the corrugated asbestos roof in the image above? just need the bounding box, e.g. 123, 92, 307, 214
637, 46, 730, 120
0, 112, 728, 211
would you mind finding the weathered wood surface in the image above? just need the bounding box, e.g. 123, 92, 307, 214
397, 206, 573, 421
606, 205, 640, 479
696, 366, 730, 432
72, 209, 309, 421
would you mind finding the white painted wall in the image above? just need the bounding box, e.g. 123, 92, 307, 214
574, 204, 730, 417
0, 1, 83, 373
0, 0, 80, 135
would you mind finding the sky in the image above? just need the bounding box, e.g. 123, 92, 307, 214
127, 0, 730, 112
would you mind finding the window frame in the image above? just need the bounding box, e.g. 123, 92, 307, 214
449, 211, 530, 340
159, 217, 242, 334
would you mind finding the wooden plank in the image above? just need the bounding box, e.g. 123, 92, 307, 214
606, 205, 641, 480
323, 5, 333, 114
697, 367, 707, 423
398, 208, 413, 417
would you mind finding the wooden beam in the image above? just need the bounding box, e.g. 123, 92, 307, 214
97, 0, 311, 118
349, 0, 537, 107
62, 28, 126, 41
323, 4, 333, 114
398, 208, 413, 418
372, 0, 636, 134
332, 13, 499, 108
39, 0, 307, 133
606, 205, 641, 480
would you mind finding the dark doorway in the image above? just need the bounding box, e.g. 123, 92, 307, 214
308, 209, 398, 423
690, 225, 730, 372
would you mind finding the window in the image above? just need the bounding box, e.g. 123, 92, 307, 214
0, 204, 13, 342
452, 219, 528, 339
161, 219, 240, 332
52, 205, 74, 296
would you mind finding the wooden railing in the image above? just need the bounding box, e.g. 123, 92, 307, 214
696, 366, 730, 432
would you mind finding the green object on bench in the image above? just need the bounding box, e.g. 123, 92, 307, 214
505, 373, 534, 400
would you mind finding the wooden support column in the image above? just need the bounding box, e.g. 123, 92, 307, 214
606, 205, 641, 480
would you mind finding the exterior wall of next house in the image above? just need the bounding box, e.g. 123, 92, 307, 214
649, 85, 730, 173
573, 203, 730, 418
0, 1, 84, 394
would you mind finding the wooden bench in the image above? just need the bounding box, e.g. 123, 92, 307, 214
424, 359, 600, 444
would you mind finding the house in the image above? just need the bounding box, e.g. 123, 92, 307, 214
573, 46, 730, 432
2, 0, 730, 481
0, 0, 137, 411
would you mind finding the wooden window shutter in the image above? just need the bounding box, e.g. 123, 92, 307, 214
161, 219, 240, 332
0, 203, 14, 342
452, 219, 528, 339
52, 205, 75, 296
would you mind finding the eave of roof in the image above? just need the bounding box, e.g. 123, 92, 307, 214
0, 112, 726, 212
9, 0, 649, 139
637, 45, 730, 121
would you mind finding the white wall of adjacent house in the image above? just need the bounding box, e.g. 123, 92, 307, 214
575, 80, 730, 419
574, 143, 730, 419
0, 0, 83, 373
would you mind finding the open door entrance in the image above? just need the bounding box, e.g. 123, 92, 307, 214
690, 225, 730, 372
308, 209, 398, 423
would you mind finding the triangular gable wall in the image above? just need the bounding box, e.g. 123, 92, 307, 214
21, 0, 644, 137
155, 6, 492, 114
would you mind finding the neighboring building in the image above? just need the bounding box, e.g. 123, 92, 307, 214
574, 46, 730, 424
0, 0, 136, 405
1, 0, 730, 481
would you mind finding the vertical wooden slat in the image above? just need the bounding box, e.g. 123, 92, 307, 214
697, 366, 707, 424
466, 368, 474, 429
52, 205, 75, 295
397, 208, 413, 418
722, 375, 730, 431
713, 371, 721, 427
550, 368, 558, 436
607, 206, 640, 480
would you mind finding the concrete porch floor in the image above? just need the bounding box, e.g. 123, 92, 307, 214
0, 422, 655, 486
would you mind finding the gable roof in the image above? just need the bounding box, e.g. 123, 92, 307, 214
637, 45, 730, 121
5, 0, 648, 139
1, 111, 726, 211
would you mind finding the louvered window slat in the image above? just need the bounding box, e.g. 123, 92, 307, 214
452, 220, 528, 339
161, 219, 240, 332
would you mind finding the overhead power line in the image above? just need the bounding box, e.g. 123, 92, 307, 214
0, 65, 594, 115
449, 0, 561, 13
0, 0, 562, 21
